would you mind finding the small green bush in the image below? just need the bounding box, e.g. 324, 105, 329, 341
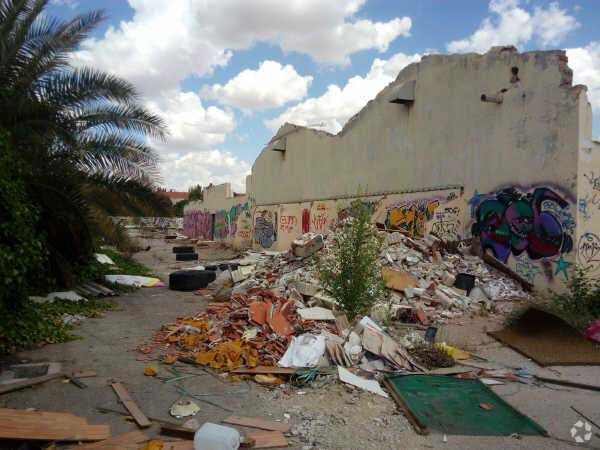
552, 266, 600, 329
318, 200, 385, 320
0, 298, 116, 354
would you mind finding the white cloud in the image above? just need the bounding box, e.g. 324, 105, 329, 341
143, 90, 245, 190
70, 1, 412, 189
568, 42, 600, 112
265, 52, 421, 134
72, 0, 411, 95
447, 0, 578, 53
146, 90, 236, 153
160, 150, 251, 192
201, 60, 313, 111
50, 0, 79, 8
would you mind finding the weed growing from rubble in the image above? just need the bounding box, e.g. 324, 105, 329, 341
318, 200, 385, 320
551, 266, 600, 329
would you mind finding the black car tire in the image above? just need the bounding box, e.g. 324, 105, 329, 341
176, 252, 198, 261
169, 270, 217, 291
173, 246, 194, 254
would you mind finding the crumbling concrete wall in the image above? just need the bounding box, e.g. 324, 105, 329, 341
576, 95, 600, 278
184, 47, 598, 291
183, 183, 249, 243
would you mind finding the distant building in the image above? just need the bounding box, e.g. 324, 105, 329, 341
163, 190, 189, 205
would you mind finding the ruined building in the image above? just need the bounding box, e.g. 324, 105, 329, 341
184, 47, 600, 291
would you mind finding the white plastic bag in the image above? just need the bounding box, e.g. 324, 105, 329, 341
278, 333, 326, 368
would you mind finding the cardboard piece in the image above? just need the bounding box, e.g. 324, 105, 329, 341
382, 267, 418, 291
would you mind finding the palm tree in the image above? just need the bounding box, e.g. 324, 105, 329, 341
0, 0, 172, 286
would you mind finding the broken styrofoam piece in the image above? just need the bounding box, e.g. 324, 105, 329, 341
104, 274, 164, 287
194, 422, 240, 450
297, 306, 336, 321
94, 253, 116, 265
337, 366, 388, 398
358, 316, 383, 332
278, 334, 326, 368
187, 265, 206, 271
231, 265, 255, 283
343, 331, 363, 364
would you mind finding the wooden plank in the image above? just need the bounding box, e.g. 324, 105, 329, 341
334, 314, 350, 335
223, 415, 290, 433
0, 408, 110, 441
382, 378, 429, 436
110, 383, 151, 428
71, 430, 148, 449
160, 424, 194, 439
229, 366, 296, 375
535, 376, 600, 392
245, 430, 288, 448
0, 372, 64, 395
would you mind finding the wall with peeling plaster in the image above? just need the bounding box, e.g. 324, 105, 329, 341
183, 47, 598, 291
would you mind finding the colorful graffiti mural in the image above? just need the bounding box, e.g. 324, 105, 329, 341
254, 210, 276, 248
385, 199, 440, 238
183, 210, 212, 240
470, 187, 573, 264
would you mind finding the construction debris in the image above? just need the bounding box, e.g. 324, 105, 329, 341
138, 225, 532, 404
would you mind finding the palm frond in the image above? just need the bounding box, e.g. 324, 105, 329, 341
39, 67, 138, 108
69, 102, 166, 140
83, 172, 173, 217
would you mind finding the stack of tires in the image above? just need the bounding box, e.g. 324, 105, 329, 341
173, 245, 198, 261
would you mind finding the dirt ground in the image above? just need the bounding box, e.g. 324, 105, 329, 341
1, 238, 599, 449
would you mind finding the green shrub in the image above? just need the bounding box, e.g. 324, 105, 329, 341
0, 298, 116, 354
0, 133, 47, 309
552, 266, 600, 329
551, 267, 600, 328
318, 200, 385, 320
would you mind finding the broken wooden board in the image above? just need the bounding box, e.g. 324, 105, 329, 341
334, 314, 350, 335
245, 430, 288, 448
0, 372, 64, 395
71, 430, 147, 449
110, 382, 151, 428
382, 267, 418, 291
0, 408, 110, 441
223, 415, 290, 433
229, 366, 296, 375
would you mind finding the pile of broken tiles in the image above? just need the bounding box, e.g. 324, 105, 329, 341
140, 227, 529, 397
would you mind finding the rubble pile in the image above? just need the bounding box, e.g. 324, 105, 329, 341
141, 227, 530, 394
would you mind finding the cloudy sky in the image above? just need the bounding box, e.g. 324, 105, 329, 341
49, 0, 600, 192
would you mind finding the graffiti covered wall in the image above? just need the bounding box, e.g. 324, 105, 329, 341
253, 207, 278, 249
183, 210, 213, 240
577, 136, 600, 275
469, 185, 576, 285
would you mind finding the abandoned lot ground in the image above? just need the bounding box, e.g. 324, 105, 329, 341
1, 238, 599, 449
